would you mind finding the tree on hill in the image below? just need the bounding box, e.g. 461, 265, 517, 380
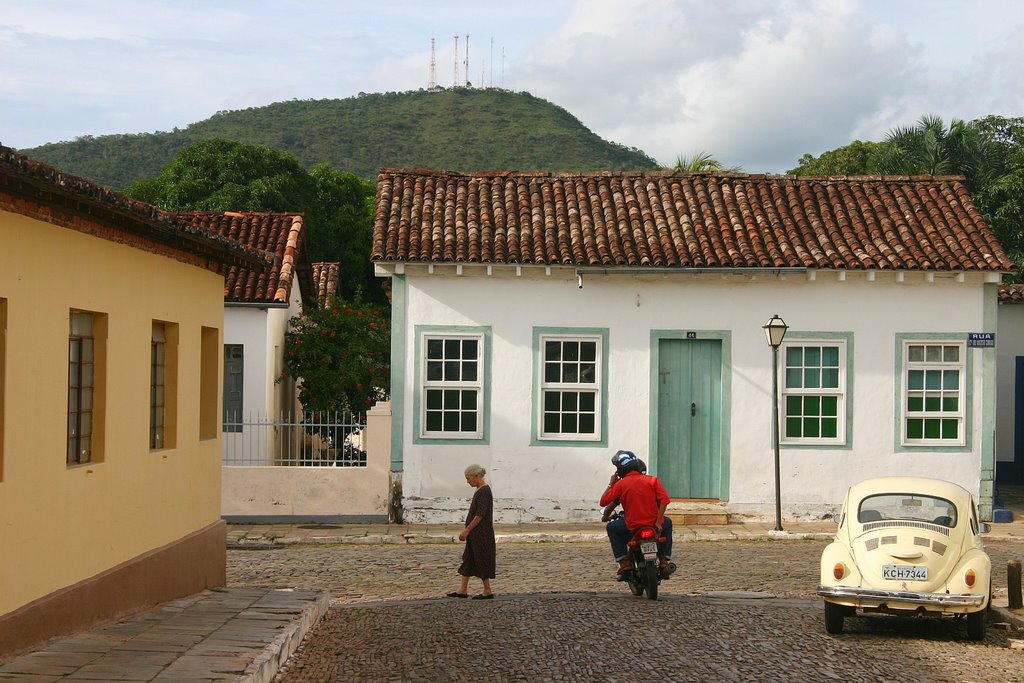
788, 140, 882, 176
971, 116, 1024, 274
20, 89, 659, 189
872, 114, 1001, 192
788, 115, 1023, 280
125, 139, 382, 301
673, 151, 742, 173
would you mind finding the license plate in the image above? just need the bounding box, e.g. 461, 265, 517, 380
882, 564, 928, 580
640, 542, 658, 557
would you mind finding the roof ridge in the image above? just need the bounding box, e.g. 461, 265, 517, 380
377, 167, 967, 184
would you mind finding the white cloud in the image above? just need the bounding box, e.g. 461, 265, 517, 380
2, 0, 1023, 172
516, 0, 927, 171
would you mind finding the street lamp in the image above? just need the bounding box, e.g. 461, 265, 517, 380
763, 314, 789, 531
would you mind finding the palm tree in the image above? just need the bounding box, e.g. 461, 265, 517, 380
872, 115, 1001, 191
672, 151, 742, 173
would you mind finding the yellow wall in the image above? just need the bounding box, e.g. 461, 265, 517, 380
0, 210, 225, 616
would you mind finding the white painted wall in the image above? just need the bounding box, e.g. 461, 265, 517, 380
394, 266, 992, 523
221, 402, 391, 520
221, 274, 303, 464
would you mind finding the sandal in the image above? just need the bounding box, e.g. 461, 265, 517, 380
471, 593, 494, 600
446, 591, 469, 598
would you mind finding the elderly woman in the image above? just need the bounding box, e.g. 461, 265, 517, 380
447, 464, 496, 599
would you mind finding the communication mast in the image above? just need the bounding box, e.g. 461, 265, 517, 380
464, 34, 470, 86
428, 37, 437, 90
453, 35, 459, 86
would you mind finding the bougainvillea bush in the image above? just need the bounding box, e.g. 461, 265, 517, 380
282, 296, 390, 415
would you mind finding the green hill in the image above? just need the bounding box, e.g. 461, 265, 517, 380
18, 89, 659, 190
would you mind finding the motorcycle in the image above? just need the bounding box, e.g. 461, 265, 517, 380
606, 510, 663, 600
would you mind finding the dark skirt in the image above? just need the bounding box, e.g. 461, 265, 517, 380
458, 485, 496, 579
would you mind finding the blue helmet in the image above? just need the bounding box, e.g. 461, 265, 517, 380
611, 449, 642, 478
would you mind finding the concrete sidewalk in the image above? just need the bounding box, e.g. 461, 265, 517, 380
0, 588, 328, 683
4, 517, 1022, 682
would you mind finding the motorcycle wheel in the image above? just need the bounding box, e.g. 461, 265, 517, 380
644, 559, 659, 600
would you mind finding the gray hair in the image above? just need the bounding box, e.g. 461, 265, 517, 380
464, 464, 486, 478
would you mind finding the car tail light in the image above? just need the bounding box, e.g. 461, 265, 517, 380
639, 528, 656, 540
833, 563, 845, 581
965, 568, 976, 587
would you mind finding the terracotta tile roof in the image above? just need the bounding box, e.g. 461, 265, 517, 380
311, 261, 340, 305
372, 169, 1015, 272
0, 144, 267, 272
172, 212, 314, 304
999, 284, 1024, 302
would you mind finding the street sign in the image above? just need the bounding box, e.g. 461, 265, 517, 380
967, 333, 995, 348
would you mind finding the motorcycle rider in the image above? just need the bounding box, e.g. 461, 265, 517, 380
600, 450, 676, 580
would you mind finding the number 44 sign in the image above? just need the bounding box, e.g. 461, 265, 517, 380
967, 332, 995, 348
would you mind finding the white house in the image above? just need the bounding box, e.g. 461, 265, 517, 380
372, 169, 1014, 523
172, 211, 313, 464
997, 284, 1024, 485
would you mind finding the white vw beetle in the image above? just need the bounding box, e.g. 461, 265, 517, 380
818, 476, 991, 640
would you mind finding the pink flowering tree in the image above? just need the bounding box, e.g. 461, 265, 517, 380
282, 296, 390, 415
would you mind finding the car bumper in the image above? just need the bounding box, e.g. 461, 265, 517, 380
817, 585, 986, 608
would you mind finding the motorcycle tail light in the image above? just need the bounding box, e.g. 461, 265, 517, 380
965, 568, 976, 587
627, 540, 637, 548
833, 563, 845, 581
639, 529, 656, 540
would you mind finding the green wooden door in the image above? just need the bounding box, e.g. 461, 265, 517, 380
656, 338, 723, 498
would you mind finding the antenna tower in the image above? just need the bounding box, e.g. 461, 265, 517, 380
453, 35, 459, 86
490, 37, 494, 88
464, 34, 470, 87
428, 37, 437, 89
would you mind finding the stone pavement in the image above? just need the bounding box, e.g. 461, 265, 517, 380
3, 511, 1022, 682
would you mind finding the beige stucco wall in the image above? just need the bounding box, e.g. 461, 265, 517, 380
0, 210, 226, 617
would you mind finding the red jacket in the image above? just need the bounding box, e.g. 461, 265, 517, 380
600, 471, 670, 530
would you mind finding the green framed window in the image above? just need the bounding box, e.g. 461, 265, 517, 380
532, 328, 608, 446
903, 341, 964, 445
780, 339, 847, 445
421, 334, 484, 439
540, 336, 601, 439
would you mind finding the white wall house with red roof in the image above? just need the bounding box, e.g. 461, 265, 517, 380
372, 169, 1014, 524
172, 212, 312, 467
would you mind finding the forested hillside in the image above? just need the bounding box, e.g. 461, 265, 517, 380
18, 88, 658, 189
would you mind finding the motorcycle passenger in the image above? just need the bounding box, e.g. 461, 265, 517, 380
600, 450, 676, 580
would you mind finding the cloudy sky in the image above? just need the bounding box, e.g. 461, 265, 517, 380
3, 0, 1023, 173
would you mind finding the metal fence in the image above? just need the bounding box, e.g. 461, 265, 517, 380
222, 411, 367, 467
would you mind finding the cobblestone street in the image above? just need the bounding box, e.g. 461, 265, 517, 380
227, 539, 1024, 681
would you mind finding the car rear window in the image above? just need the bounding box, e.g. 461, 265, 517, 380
858, 493, 957, 527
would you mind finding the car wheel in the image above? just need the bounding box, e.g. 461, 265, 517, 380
824, 601, 845, 634
967, 610, 986, 641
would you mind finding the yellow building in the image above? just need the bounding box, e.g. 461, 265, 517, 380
0, 146, 266, 658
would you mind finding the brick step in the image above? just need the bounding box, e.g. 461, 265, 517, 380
666, 499, 729, 525
667, 511, 731, 526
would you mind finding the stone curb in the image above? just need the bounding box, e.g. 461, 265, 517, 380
234, 528, 1022, 546
239, 590, 330, 683
254, 531, 838, 546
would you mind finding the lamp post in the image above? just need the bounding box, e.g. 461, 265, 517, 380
763, 314, 789, 531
